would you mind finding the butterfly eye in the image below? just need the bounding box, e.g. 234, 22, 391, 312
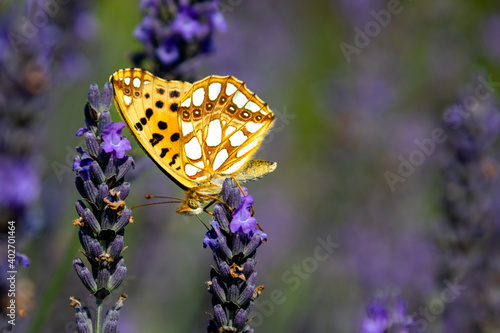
255, 115, 263, 122
206, 103, 214, 110
219, 96, 227, 104
228, 105, 237, 114
193, 109, 202, 118
182, 110, 190, 120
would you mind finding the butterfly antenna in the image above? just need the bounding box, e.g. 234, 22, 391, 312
145, 194, 183, 201
129, 201, 181, 210
195, 214, 210, 230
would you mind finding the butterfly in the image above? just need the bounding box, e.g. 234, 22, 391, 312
109, 68, 276, 215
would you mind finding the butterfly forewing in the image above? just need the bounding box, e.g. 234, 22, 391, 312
110, 68, 195, 189
177, 75, 275, 182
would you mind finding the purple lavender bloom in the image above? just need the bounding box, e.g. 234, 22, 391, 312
71, 83, 134, 331
440, 86, 500, 332
102, 123, 132, 159
15, 253, 30, 269
362, 301, 388, 333
205, 179, 267, 333
132, 0, 226, 79
361, 295, 414, 333
203, 220, 222, 250
230, 195, 258, 237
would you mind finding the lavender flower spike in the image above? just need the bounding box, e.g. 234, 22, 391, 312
205, 179, 267, 333
70, 83, 134, 332
132, 0, 227, 80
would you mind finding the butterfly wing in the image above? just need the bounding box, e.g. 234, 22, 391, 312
110, 68, 196, 190
176, 75, 275, 183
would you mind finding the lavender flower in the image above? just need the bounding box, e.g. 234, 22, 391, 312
101, 123, 132, 159
0, 2, 95, 328
132, 0, 226, 79
70, 83, 133, 332
205, 179, 266, 333
361, 295, 415, 333
440, 91, 500, 332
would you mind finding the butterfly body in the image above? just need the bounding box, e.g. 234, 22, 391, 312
110, 68, 276, 214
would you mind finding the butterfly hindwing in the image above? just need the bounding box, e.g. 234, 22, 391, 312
110, 68, 195, 189
177, 75, 275, 182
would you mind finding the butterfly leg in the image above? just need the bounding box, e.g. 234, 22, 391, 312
202, 199, 217, 215
196, 191, 233, 213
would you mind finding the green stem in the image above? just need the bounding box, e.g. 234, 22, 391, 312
96, 299, 103, 333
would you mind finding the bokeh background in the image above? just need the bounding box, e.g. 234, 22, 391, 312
2, 0, 500, 332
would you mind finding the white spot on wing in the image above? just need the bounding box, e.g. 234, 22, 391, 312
260, 109, 268, 115
124, 95, 132, 106
226, 82, 237, 96
213, 149, 229, 171
194, 160, 205, 168
245, 101, 260, 112
236, 140, 258, 157
245, 122, 263, 133
185, 164, 200, 176
182, 121, 193, 137
208, 82, 222, 101
181, 97, 191, 107
229, 130, 247, 147
192, 87, 205, 107
233, 91, 248, 108
144, 80, 151, 85
225, 126, 236, 137
133, 77, 141, 88
206, 120, 222, 146
222, 158, 248, 174
124, 77, 130, 85
185, 137, 202, 160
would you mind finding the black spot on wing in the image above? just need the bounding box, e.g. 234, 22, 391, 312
169, 154, 179, 166
156, 101, 164, 108
135, 122, 143, 131
146, 108, 153, 119
170, 133, 180, 142
170, 103, 178, 112
157, 88, 165, 94
170, 90, 180, 98
158, 121, 167, 130
145, 93, 150, 99
149, 133, 164, 147
140, 117, 147, 125
160, 148, 169, 158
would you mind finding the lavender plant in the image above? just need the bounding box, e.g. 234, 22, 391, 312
132, 0, 226, 80
440, 94, 500, 332
204, 179, 267, 333
70, 83, 134, 333
361, 294, 415, 333
0, 0, 96, 328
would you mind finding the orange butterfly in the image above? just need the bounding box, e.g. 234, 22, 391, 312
109, 68, 276, 214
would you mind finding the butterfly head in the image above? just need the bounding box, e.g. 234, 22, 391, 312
176, 190, 204, 215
